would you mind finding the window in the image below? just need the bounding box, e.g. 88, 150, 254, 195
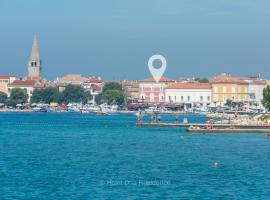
214, 87, 218, 93
207, 96, 210, 101
223, 87, 227, 93
31, 61, 37, 67
232, 87, 235, 93
181, 96, 184, 101
175, 96, 177, 101
200, 96, 203, 101
187, 96, 190, 101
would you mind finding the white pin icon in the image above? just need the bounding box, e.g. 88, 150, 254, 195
148, 54, 167, 82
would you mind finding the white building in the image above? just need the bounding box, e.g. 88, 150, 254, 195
243, 78, 266, 106
165, 83, 212, 108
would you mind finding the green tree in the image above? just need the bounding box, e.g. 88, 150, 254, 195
100, 89, 125, 105
6, 88, 28, 107
96, 82, 125, 105
61, 85, 91, 104
225, 99, 233, 107
31, 87, 60, 104
0, 92, 7, 103
195, 77, 209, 83
103, 82, 123, 92
262, 86, 270, 110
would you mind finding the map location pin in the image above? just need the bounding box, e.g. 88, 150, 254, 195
148, 54, 167, 82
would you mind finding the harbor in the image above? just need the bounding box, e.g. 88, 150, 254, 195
136, 112, 270, 134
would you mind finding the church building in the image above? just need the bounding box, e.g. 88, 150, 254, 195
27, 35, 42, 80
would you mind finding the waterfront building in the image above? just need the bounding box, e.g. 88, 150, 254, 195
0, 75, 17, 94
122, 80, 139, 102
7, 80, 44, 101
164, 83, 212, 108
83, 77, 103, 104
139, 77, 175, 103
82, 77, 104, 94
239, 77, 266, 106
211, 74, 249, 106
28, 35, 42, 80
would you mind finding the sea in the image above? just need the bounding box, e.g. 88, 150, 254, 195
0, 113, 269, 199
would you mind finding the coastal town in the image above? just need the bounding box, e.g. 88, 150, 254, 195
1, 36, 270, 117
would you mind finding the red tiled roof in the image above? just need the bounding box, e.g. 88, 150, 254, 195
85, 78, 103, 83
9, 80, 37, 87
141, 76, 175, 83
0, 75, 16, 79
91, 84, 101, 91
167, 83, 212, 89
238, 77, 267, 85
252, 79, 266, 84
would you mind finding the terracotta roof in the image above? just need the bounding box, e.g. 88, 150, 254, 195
250, 79, 267, 85
211, 76, 247, 84
85, 78, 103, 83
141, 76, 175, 83
0, 75, 16, 79
91, 84, 101, 91
238, 77, 267, 85
167, 83, 212, 89
9, 80, 37, 87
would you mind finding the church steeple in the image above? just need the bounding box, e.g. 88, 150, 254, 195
28, 35, 42, 79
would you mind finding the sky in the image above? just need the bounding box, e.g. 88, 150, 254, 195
0, 0, 270, 80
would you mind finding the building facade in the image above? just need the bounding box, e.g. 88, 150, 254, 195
122, 80, 139, 102
165, 83, 212, 107
0, 75, 17, 94
240, 77, 266, 106
8, 80, 44, 101
211, 75, 249, 106
139, 77, 175, 103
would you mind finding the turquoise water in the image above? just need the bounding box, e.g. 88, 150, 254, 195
0, 113, 270, 199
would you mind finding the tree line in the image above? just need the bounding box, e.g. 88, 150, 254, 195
0, 82, 126, 107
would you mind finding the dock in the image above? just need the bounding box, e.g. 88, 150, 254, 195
136, 122, 270, 129
187, 128, 270, 134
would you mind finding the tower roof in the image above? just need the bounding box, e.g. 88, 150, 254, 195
29, 35, 41, 61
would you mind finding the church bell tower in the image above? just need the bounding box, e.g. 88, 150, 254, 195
28, 35, 42, 79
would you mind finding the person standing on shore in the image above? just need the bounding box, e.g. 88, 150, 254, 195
150, 114, 154, 123
157, 115, 161, 123
175, 115, 179, 123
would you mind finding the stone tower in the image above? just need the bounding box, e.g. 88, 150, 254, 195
28, 35, 42, 79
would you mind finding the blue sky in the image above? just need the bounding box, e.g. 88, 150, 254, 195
0, 0, 270, 80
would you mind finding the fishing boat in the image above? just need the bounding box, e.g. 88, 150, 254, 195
99, 104, 118, 114
32, 107, 47, 112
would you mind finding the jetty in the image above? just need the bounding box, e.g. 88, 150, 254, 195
187, 128, 270, 134
136, 122, 270, 129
